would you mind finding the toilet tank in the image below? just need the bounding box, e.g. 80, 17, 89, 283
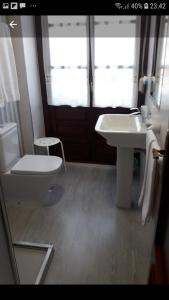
0, 123, 20, 173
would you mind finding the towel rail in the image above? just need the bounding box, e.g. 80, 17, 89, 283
152, 148, 166, 159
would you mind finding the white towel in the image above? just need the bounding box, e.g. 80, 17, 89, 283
0, 23, 20, 107
151, 156, 163, 223
139, 129, 157, 207
0, 81, 4, 107
139, 129, 163, 225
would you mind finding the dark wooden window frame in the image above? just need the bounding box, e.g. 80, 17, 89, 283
37, 16, 141, 109
34, 16, 147, 164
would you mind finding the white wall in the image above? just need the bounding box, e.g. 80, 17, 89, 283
0, 16, 6, 22
145, 17, 169, 274
145, 18, 169, 148
7, 16, 45, 154
21, 16, 45, 140
8, 16, 34, 154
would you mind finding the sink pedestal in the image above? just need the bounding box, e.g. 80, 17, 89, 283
95, 114, 146, 209
116, 147, 134, 208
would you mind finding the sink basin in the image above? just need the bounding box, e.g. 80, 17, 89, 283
95, 114, 147, 209
95, 114, 146, 148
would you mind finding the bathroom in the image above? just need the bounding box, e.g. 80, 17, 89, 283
0, 13, 169, 285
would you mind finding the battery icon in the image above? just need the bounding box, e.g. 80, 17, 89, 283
144, 3, 149, 9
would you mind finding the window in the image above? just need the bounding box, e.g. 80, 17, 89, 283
42, 16, 140, 108
152, 16, 169, 107
94, 16, 137, 107
46, 16, 88, 107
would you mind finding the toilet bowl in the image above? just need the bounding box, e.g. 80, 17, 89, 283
0, 123, 63, 206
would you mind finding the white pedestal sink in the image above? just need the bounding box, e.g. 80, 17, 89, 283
95, 114, 147, 208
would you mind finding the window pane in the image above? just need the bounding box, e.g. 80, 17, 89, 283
94, 16, 137, 108
154, 17, 169, 107
47, 16, 88, 107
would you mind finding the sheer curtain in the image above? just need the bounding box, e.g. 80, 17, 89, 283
0, 21, 23, 154
42, 16, 88, 107
0, 101, 18, 124
41, 16, 140, 108
0, 99, 23, 155
93, 16, 139, 108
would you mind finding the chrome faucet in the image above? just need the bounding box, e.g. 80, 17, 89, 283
129, 107, 141, 116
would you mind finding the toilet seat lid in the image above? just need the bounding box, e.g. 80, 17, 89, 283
11, 155, 62, 175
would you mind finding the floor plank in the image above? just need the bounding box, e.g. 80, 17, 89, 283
6, 162, 156, 284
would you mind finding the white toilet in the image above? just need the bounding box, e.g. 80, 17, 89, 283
0, 123, 63, 206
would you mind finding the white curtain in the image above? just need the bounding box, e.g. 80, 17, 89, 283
42, 16, 140, 108
0, 22, 23, 154
0, 98, 23, 155
0, 23, 20, 107
0, 101, 19, 123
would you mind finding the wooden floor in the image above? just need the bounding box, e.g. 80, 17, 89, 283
6, 162, 156, 284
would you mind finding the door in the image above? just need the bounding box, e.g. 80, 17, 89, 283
36, 16, 141, 164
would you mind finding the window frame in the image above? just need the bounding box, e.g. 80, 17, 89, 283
40, 15, 141, 109
150, 16, 169, 108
